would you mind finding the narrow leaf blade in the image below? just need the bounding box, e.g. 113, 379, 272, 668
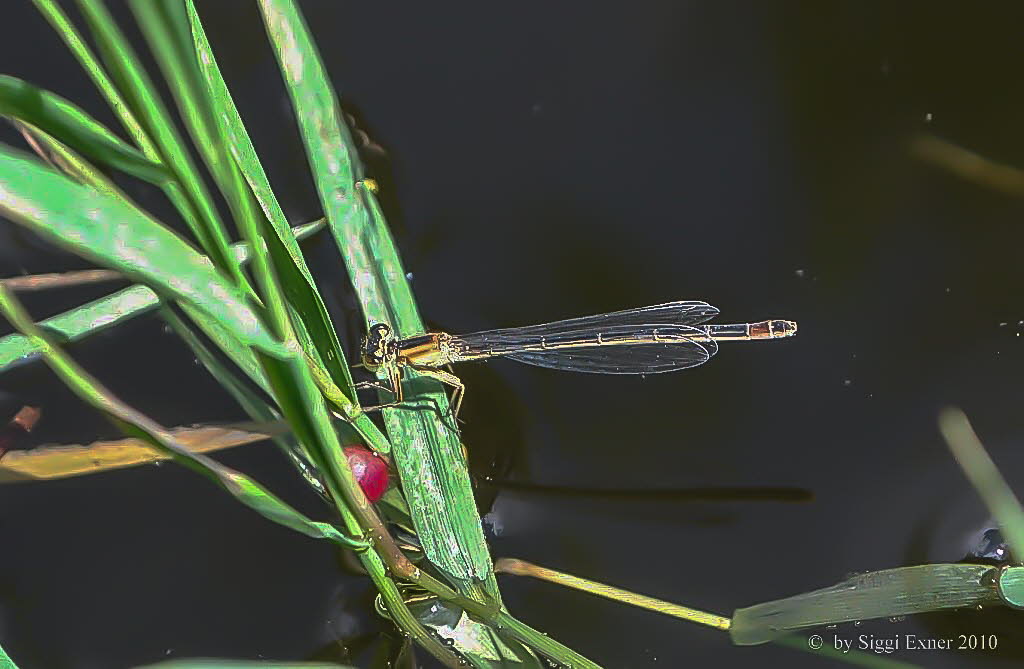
0, 220, 323, 375
0, 285, 366, 550
0, 145, 285, 358
0, 75, 167, 183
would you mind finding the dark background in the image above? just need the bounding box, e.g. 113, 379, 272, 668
2, 1, 1024, 667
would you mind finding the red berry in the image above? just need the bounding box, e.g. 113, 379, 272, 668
343, 445, 389, 503
0, 406, 40, 456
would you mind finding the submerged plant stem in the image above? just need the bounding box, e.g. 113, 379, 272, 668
496, 558, 731, 631
1, 269, 123, 291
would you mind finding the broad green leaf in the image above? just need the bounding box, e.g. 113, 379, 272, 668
730, 563, 1001, 645
249, 5, 592, 668
0, 220, 323, 374
0, 145, 286, 358
360, 185, 491, 583
182, 7, 462, 663
0, 285, 367, 550
257, 0, 492, 591
0, 75, 167, 183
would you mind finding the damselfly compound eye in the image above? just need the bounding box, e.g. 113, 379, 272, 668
362, 323, 394, 368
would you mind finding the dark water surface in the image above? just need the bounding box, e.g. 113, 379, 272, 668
3, 2, 1024, 667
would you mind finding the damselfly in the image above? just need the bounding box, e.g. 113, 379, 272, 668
358, 300, 797, 416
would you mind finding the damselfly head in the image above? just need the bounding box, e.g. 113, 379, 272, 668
768, 320, 798, 338
361, 323, 395, 370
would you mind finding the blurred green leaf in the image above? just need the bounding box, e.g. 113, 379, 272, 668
939, 407, 1024, 559
0, 144, 286, 358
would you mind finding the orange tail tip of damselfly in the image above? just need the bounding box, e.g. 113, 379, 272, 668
749, 319, 798, 339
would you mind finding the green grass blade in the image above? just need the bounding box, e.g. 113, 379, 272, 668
939, 408, 1024, 559
156, 15, 449, 652
32, 0, 245, 291
0, 220, 323, 374
179, 299, 270, 390
359, 184, 493, 583
31, 0, 156, 164
496, 558, 729, 630
184, 8, 394, 459
0, 144, 285, 358
0, 285, 368, 550
0, 642, 17, 669
493, 558, 913, 668
729, 564, 1000, 645
160, 305, 328, 496
250, 4, 577, 666
12, 118, 133, 201
72, 0, 244, 287
257, 0, 492, 589
129, 0, 234, 188
240, 323, 463, 664
130, 0, 269, 286
0, 284, 152, 371
287, 303, 391, 456
186, 1, 357, 404
0, 76, 167, 183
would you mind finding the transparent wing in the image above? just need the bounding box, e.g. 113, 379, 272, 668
506, 340, 716, 374
459, 301, 719, 340
455, 324, 718, 374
